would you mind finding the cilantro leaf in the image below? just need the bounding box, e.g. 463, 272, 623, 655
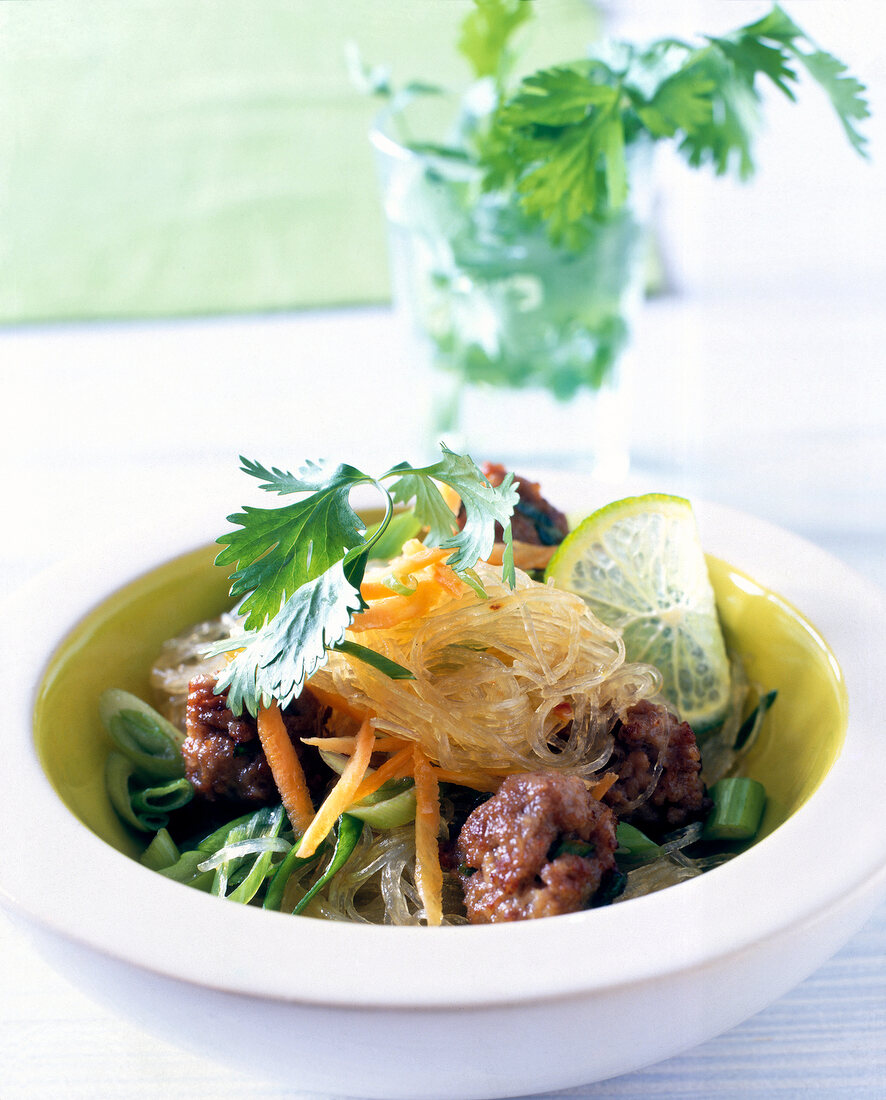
213, 446, 518, 715
212, 562, 364, 716
633, 61, 717, 139
673, 50, 761, 179
475, 3, 868, 242
215, 458, 372, 630
505, 64, 620, 127
387, 444, 519, 585
706, 33, 800, 100
486, 65, 627, 242
795, 49, 870, 158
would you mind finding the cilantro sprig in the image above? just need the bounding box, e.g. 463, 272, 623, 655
211, 446, 518, 716
478, 4, 869, 245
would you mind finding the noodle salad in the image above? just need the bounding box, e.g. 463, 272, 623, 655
100, 449, 772, 925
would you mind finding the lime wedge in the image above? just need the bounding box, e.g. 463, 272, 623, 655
545, 494, 730, 732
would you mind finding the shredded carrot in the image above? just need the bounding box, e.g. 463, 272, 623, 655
437, 482, 461, 515
432, 561, 466, 597
304, 683, 370, 722
433, 768, 502, 793
349, 578, 439, 632
589, 771, 619, 801
359, 577, 407, 600
412, 745, 443, 927
390, 543, 452, 582
351, 745, 415, 804
297, 716, 375, 858
300, 734, 410, 754
256, 703, 315, 835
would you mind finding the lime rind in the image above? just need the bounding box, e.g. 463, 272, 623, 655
545, 494, 731, 732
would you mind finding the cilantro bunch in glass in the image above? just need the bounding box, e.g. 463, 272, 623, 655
367, 2, 868, 406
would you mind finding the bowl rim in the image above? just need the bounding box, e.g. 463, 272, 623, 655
3, 498, 886, 1010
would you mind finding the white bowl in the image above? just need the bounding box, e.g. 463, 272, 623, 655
2, 501, 885, 1099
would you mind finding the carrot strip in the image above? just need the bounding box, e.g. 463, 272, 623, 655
349, 578, 439, 632
256, 703, 315, 835
351, 745, 415, 804
391, 545, 452, 580
304, 683, 370, 722
433, 768, 501, 792
436, 483, 461, 515
297, 716, 375, 858
359, 577, 406, 600
300, 734, 410, 754
432, 561, 466, 597
589, 771, 619, 801
412, 745, 443, 927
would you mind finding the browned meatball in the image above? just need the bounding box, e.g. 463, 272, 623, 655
603, 700, 710, 836
182, 676, 324, 804
455, 772, 618, 923
482, 463, 569, 546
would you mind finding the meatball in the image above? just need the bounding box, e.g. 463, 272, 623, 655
455, 772, 618, 923
603, 700, 710, 836
182, 676, 324, 804
482, 462, 569, 546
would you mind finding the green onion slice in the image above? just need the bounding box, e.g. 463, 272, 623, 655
333, 640, 415, 680
210, 805, 287, 904
130, 777, 193, 817
347, 786, 417, 829
365, 508, 423, 560
290, 814, 364, 916
615, 822, 662, 868
140, 828, 180, 871
156, 850, 215, 891
105, 752, 169, 832
99, 689, 185, 779
702, 777, 767, 842
734, 690, 778, 751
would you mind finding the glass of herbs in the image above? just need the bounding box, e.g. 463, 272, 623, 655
366, 2, 868, 476
372, 91, 655, 479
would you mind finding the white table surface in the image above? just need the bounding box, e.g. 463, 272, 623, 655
2, 295, 884, 1098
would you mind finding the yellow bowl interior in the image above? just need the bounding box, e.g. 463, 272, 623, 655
34, 548, 847, 859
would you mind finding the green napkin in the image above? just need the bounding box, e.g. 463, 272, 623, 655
1, 0, 596, 325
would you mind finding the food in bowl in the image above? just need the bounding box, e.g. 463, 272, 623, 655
19, 475, 870, 1098
95, 449, 781, 925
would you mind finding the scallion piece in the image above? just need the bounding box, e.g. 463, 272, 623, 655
734, 690, 778, 751
332, 640, 415, 681
105, 752, 169, 832
353, 776, 414, 807
156, 850, 215, 891
703, 777, 767, 842
347, 785, 417, 829
211, 805, 287, 904
263, 840, 326, 911
615, 822, 662, 868
130, 777, 193, 817
195, 812, 257, 853
290, 814, 364, 916
140, 828, 180, 871
99, 689, 185, 780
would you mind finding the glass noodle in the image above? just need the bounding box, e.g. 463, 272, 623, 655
310, 563, 661, 787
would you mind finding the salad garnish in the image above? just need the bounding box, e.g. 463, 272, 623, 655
210, 446, 519, 716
